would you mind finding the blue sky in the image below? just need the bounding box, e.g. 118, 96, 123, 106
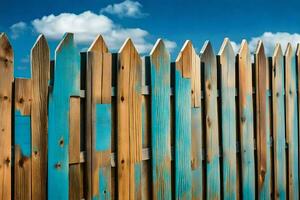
1, 0, 300, 77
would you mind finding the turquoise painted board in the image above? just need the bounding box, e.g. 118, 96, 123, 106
237, 40, 256, 199
200, 41, 221, 199
150, 39, 171, 200
284, 44, 299, 199
272, 44, 286, 199
95, 104, 111, 200
174, 41, 192, 199
217, 38, 237, 200
48, 33, 81, 200
15, 111, 31, 157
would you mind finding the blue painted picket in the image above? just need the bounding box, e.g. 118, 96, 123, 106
48, 33, 81, 199
218, 38, 237, 199
150, 39, 172, 200
174, 41, 192, 199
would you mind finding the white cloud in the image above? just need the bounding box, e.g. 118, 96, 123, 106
233, 32, 300, 55
31, 11, 176, 54
100, 0, 147, 18
164, 40, 177, 52
10, 21, 27, 39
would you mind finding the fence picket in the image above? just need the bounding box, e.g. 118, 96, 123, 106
284, 43, 299, 199
254, 41, 271, 198
272, 44, 287, 199
48, 33, 81, 199
217, 38, 237, 200
237, 40, 256, 199
174, 41, 193, 199
150, 39, 172, 200
200, 41, 220, 199
117, 38, 142, 200
31, 35, 49, 200
0, 33, 13, 200
87, 35, 112, 200
190, 43, 202, 200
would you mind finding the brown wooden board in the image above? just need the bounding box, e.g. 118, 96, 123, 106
0, 33, 13, 200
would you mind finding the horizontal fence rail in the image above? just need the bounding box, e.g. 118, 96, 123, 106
0, 32, 300, 200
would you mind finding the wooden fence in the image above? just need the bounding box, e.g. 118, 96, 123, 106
0, 32, 300, 199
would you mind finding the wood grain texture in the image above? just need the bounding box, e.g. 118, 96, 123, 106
31, 35, 49, 200
190, 43, 202, 200
237, 40, 255, 199
254, 41, 271, 198
217, 38, 237, 200
0, 33, 13, 200
117, 38, 142, 200
150, 39, 171, 200
200, 41, 220, 199
87, 35, 112, 200
174, 41, 192, 200
14, 78, 32, 200
284, 43, 299, 199
48, 33, 81, 199
272, 44, 287, 199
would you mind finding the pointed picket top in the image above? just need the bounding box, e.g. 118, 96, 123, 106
200, 40, 215, 60
88, 35, 108, 53
175, 40, 193, 78
32, 34, 49, 51
218, 37, 234, 57
238, 40, 249, 56
0, 33, 13, 60
284, 43, 293, 58
150, 38, 169, 57
55, 33, 74, 53
272, 44, 283, 61
255, 40, 266, 57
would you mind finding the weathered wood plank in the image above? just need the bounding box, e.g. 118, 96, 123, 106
14, 78, 32, 200
284, 43, 299, 199
174, 41, 192, 199
217, 38, 237, 200
48, 33, 81, 199
0, 33, 13, 200
237, 40, 255, 199
254, 41, 271, 198
31, 34, 49, 200
150, 39, 172, 200
69, 164, 81, 200
200, 41, 220, 199
190, 43, 202, 200
87, 35, 112, 200
117, 38, 142, 200
272, 44, 287, 199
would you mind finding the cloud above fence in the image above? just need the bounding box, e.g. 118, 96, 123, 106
232, 32, 300, 55
100, 0, 148, 18
10, 21, 27, 39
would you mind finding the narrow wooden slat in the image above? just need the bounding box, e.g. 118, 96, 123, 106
69, 97, 81, 164
174, 41, 192, 199
296, 44, 300, 199
87, 35, 112, 200
217, 38, 237, 199
254, 41, 271, 198
14, 78, 32, 200
31, 34, 49, 200
48, 33, 81, 199
284, 43, 299, 199
190, 43, 202, 200
0, 33, 13, 200
69, 164, 81, 200
150, 39, 172, 200
237, 40, 255, 198
200, 41, 220, 199
117, 38, 142, 200
272, 44, 287, 199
